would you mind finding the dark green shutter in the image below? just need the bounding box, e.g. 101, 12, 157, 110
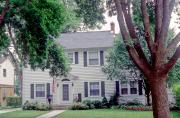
100, 51, 104, 66
84, 82, 88, 97
101, 81, 105, 97
30, 84, 34, 99
47, 83, 50, 97
75, 52, 79, 64
83, 51, 87, 67
138, 80, 143, 95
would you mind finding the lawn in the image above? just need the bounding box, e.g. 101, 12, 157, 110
53, 109, 180, 118
0, 110, 48, 118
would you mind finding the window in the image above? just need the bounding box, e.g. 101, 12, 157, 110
90, 82, 100, 96
3, 69, 6, 77
130, 81, 138, 94
68, 53, 73, 63
36, 84, 45, 97
89, 52, 99, 65
121, 81, 128, 95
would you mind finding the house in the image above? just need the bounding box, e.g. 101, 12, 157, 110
0, 56, 15, 105
22, 31, 174, 106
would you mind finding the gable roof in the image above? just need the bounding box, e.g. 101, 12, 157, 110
58, 31, 114, 49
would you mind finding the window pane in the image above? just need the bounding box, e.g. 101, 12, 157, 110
36, 84, 45, 97
130, 88, 137, 94
89, 59, 98, 65
130, 81, 136, 88
89, 52, 98, 59
121, 88, 128, 95
68, 53, 73, 63
3, 69, 6, 77
90, 82, 99, 96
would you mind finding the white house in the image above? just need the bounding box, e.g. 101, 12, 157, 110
22, 31, 150, 106
0, 56, 15, 105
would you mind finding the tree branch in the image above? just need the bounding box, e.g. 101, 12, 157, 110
167, 33, 180, 51
121, 1, 151, 69
114, 0, 151, 76
0, 0, 10, 26
141, 0, 155, 58
161, 46, 180, 74
154, 0, 163, 43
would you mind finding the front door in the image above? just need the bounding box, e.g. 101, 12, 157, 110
59, 82, 72, 105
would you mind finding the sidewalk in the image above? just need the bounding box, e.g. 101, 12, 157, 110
0, 108, 21, 114
36, 110, 65, 118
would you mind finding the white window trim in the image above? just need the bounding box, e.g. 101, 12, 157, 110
130, 81, 138, 95
120, 80, 139, 96
87, 51, 100, 66
88, 81, 101, 97
34, 83, 46, 98
67, 52, 75, 64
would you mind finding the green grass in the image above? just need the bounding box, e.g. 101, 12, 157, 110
53, 109, 180, 118
0, 106, 20, 110
0, 110, 48, 118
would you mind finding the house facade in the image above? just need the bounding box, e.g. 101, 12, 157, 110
0, 56, 15, 105
22, 31, 174, 106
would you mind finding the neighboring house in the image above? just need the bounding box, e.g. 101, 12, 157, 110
22, 31, 174, 106
0, 56, 15, 105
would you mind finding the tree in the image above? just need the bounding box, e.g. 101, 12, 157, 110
102, 37, 152, 106
112, 0, 180, 118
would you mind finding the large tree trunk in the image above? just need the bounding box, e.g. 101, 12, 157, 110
149, 75, 170, 118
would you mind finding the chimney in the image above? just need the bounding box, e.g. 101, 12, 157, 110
110, 22, 115, 35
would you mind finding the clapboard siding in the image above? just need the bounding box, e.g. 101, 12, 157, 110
22, 68, 53, 104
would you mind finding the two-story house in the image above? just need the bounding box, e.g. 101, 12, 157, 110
22, 31, 149, 106
0, 56, 15, 105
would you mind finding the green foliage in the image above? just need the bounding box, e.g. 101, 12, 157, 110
70, 102, 88, 110
82, 100, 94, 109
6, 96, 22, 107
23, 101, 50, 111
109, 93, 119, 107
102, 97, 109, 108
173, 84, 180, 106
92, 100, 102, 109
75, 0, 105, 28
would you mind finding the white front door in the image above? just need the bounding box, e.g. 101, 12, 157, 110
59, 82, 72, 105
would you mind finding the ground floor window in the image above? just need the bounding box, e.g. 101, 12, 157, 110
90, 82, 100, 96
130, 81, 138, 94
120, 80, 138, 95
121, 81, 128, 95
36, 84, 45, 97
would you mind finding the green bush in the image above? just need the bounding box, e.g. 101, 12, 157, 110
92, 100, 102, 109
102, 97, 109, 108
22, 101, 50, 111
173, 84, 180, 106
82, 100, 94, 109
70, 103, 88, 110
6, 96, 22, 107
109, 93, 119, 107
125, 99, 143, 106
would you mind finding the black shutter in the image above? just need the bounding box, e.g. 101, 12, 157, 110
138, 80, 143, 95
101, 81, 105, 97
75, 52, 79, 64
83, 51, 87, 67
78, 93, 82, 102
47, 83, 50, 97
100, 51, 104, 66
30, 84, 34, 99
115, 81, 120, 96
84, 82, 88, 97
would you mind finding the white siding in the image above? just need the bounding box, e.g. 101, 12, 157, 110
22, 68, 53, 104
0, 58, 14, 86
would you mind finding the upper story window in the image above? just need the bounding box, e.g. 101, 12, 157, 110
36, 84, 45, 97
121, 81, 128, 95
68, 52, 74, 64
130, 81, 138, 94
90, 82, 100, 96
88, 52, 99, 65
3, 69, 6, 77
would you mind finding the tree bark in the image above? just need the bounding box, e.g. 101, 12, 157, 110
149, 75, 170, 118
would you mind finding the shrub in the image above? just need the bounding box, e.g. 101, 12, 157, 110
82, 100, 94, 109
22, 101, 50, 111
6, 96, 22, 107
125, 99, 143, 106
70, 103, 88, 110
102, 97, 109, 108
92, 100, 102, 109
109, 93, 119, 107
173, 84, 180, 106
